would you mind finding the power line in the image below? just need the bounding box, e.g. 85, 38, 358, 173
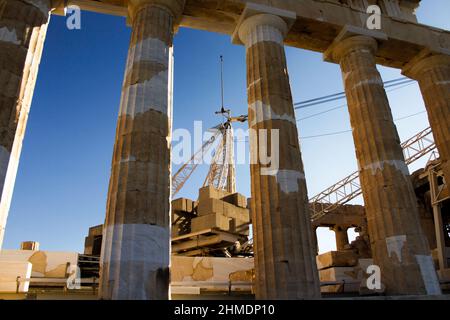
294, 77, 411, 108
296, 81, 415, 122
293, 77, 414, 110
234, 109, 427, 142
300, 109, 427, 140
300, 130, 352, 140
395, 110, 427, 121
233, 81, 423, 142
297, 104, 347, 121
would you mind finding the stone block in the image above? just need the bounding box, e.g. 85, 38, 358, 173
198, 186, 231, 202
171, 256, 254, 292
319, 267, 360, 282
0, 261, 32, 293
0, 250, 78, 278
87, 225, 103, 237
316, 251, 358, 270
191, 213, 232, 232
20, 241, 39, 251
84, 236, 93, 255
172, 198, 194, 213
84, 225, 103, 255
198, 198, 250, 223
221, 193, 247, 208
231, 218, 250, 235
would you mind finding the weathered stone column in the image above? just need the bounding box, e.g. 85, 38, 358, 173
325, 35, 441, 295
99, 0, 184, 300
332, 225, 349, 251
402, 52, 450, 191
237, 13, 320, 299
312, 226, 319, 255
0, 0, 50, 248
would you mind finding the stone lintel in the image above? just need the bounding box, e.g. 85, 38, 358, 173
45, 0, 450, 69
323, 25, 388, 63
231, 2, 296, 45
51, 0, 128, 17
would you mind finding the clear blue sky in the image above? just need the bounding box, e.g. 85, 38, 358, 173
3, 1, 450, 253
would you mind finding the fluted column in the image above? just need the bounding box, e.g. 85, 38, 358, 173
99, 0, 184, 300
0, 0, 50, 248
332, 225, 349, 251
403, 53, 450, 191
238, 14, 320, 300
325, 35, 441, 295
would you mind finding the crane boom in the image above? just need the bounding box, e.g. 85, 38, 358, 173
171, 56, 248, 196
172, 128, 222, 197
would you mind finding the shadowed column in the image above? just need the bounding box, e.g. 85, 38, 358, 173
0, 0, 50, 248
403, 52, 450, 192
99, 0, 184, 300
325, 35, 441, 295
332, 225, 349, 251
237, 13, 320, 300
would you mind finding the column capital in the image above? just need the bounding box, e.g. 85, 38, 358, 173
325, 35, 378, 64
324, 25, 387, 64
237, 14, 288, 47
402, 48, 450, 79
330, 225, 349, 232
231, 3, 295, 46
127, 0, 185, 24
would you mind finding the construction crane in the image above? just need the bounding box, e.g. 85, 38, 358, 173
171, 112, 247, 197
203, 110, 248, 194
171, 56, 248, 196
309, 127, 439, 221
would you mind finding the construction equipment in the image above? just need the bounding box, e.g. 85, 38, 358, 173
172, 56, 248, 197
171, 112, 247, 197
310, 127, 439, 221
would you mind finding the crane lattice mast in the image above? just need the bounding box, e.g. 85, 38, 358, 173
171, 56, 247, 197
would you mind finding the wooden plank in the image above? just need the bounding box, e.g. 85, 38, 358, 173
172, 235, 224, 252
172, 233, 242, 252
172, 229, 215, 242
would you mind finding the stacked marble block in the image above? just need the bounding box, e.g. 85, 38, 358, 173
171, 186, 250, 237
0, 248, 78, 293
171, 256, 254, 295
83, 225, 103, 256
317, 251, 374, 294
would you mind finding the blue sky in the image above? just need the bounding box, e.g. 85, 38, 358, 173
3, 1, 450, 253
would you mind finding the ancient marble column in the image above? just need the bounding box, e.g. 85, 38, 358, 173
312, 226, 319, 255
0, 0, 50, 248
325, 35, 441, 295
332, 225, 349, 251
99, 0, 184, 300
403, 53, 450, 192
238, 13, 321, 299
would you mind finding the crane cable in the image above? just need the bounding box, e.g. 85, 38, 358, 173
297, 81, 415, 122
294, 77, 414, 110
